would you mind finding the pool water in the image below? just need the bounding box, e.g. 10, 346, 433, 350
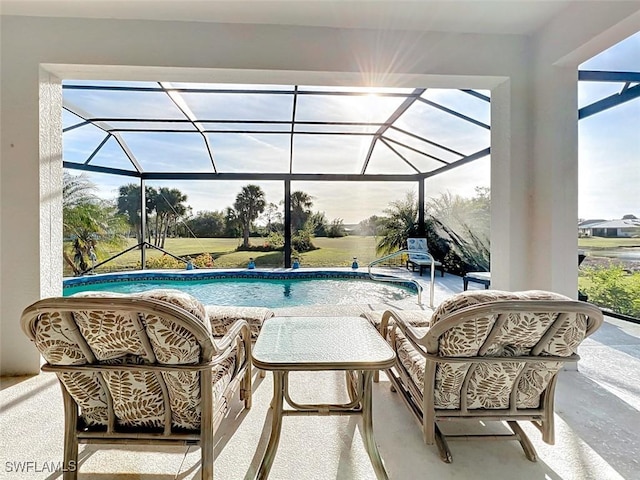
63, 277, 414, 308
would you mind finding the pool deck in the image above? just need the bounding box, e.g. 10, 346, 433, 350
2, 268, 639, 479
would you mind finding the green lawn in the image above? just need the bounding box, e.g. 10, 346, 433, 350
71, 234, 640, 274
69, 236, 384, 274
578, 237, 640, 249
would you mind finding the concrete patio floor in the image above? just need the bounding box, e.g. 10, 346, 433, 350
1, 272, 639, 479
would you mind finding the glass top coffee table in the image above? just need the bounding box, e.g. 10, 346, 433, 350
252, 316, 396, 480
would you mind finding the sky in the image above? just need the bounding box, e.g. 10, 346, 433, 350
577, 31, 639, 220
64, 32, 638, 225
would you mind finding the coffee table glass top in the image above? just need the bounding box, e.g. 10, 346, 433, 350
252, 316, 395, 370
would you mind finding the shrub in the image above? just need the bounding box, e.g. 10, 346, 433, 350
581, 263, 640, 318
234, 234, 285, 252
142, 252, 214, 269
292, 229, 316, 252
144, 255, 182, 269
265, 232, 285, 250
192, 252, 214, 268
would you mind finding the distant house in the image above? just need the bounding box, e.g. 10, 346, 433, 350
578, 219, 606, 237
579, 217, 640, 238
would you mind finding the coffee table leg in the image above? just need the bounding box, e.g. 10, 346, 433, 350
361, 371, 389, 480
257, 371, 285, 480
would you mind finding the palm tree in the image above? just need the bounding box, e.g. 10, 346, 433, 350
64, 201, 129, 274
63, 173, 128, 274
290, 191, 314, 232
63, 172, 97, 209
116, 184, 156, 243
233, 185, 266, 248
154, 187, 188, 247
376, 192, 419, 254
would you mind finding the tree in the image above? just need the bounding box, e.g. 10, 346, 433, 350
308, 211, 328, 236
116, 184, 155, 243
153, 187, 188, 247
63, 172, 98, 209
290, 191, 314, 233
233, 185, 266, 248
357, 215, 383, 236
224, 207, 241, 238
327, 218, 346, 238
186, 210, 227, 237
63, 173, 128, 275
376, 192, 419, 254
425, 188, 490, 275
261, 202, 283, 234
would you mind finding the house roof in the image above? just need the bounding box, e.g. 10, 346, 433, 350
579, 219, 607, 228
583, 219, 640, 229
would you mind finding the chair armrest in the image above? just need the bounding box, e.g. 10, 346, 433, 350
211, 319, 251, 362
381, 310, 431, 346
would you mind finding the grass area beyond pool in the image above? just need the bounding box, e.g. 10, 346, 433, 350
66, 236, 385, 275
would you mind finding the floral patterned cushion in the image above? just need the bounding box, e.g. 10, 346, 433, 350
134, 289, 210, 334
34, 290, 235, 430
205, 305, 274, 339
395, 290, 588, 410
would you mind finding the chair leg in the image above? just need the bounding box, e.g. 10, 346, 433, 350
433, 424, 453, 463
62, 388, 79, 480
244, 365, 253, 409
507, 421, 537, 462
200, 370, 215, 480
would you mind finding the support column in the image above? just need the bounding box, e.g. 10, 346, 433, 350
490, 75, 532, 291
284, 179, 291, 268
140, 178, 146, 269
0, 67, 63, 375
529, 65, 580, 297
418, 178, 425, 235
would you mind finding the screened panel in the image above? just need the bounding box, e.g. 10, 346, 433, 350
180, 92, 294, 121
375, 141, 449, 173
206, 133, 290, 173
365, 141, 422, 175
295, 92, 406, 123
294, 123, 381, 134
293, 135, 372, 173
106, 120, 197, 132
202, 122, 290, 133
292, 180, 417, 228
88, 137, 139, 171
120, 132, 214, 172
422, 89, 491, 125
424, 156, 491, 199
64, 88, 185, 120
383, 129, 463, 164
63, 123, 111, 164
396, 99, 490, 155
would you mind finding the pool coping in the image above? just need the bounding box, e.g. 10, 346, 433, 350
63, 268, 420, 293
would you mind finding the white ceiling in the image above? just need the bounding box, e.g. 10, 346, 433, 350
0, 0, 574, 35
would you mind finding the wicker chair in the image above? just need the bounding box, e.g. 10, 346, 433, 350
21, 290, 253, 480
378, 290, 603, 463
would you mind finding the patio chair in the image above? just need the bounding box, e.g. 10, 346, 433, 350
378, 290, 603, 463
406, 238, 444, 277
20, 289, 253, 480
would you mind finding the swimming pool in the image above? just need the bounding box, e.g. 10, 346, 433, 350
63, 270, 417, 308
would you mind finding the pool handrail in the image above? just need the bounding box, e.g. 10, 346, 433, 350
368, 249, 434, 308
